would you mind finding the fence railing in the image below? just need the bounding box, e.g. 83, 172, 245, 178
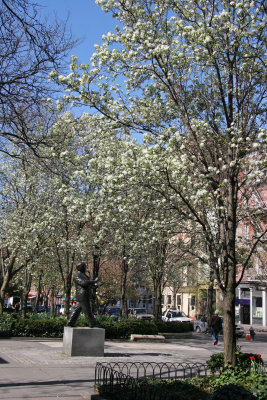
95, 361, 210, 399
95, 361, 210, 380
95, 361, 267, 400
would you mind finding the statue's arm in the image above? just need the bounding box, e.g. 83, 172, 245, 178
74, 273, 91, 288
74, 273, 100, 287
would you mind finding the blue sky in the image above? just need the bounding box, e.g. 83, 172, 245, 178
40, 0, 117, 64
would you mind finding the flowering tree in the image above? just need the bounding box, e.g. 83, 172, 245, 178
0, 113, 98, 316
53, 0, 267, 365
78, 115, 188, 319
0, 152, 49, 315
80, 118, 151, 318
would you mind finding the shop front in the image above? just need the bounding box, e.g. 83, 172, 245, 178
236, 283, 267, 326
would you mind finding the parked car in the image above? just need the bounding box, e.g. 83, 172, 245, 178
37, 305, 51, 313
57, 305, 75, 315
58, 305, 65, 315
235, 324, 245, 337
162, 309, 193, 326
105, 306, 120, 319
128, 308, 154, 321
221, 318, 244, 338
194, 316, 207, 333
194, 315, 244, 337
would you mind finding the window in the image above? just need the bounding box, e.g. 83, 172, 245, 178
172, 311, 187, 318
161, 295, 165, 305
167, 295, 171, 305
177, 295, 181, 305
191, 296, 196, 306
256, 297, 262, 307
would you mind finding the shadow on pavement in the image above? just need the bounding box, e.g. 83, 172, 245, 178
104, 352, 173, 357
0, 378, 94, 388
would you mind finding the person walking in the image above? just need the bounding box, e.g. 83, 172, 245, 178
210, 310, 222, 345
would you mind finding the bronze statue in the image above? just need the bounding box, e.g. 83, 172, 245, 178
67, 262, 100, 328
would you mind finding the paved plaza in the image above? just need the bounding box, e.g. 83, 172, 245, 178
0, 331, 266, 400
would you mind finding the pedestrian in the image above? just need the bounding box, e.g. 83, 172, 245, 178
210, 310, 222, 345
249, 326, 256, 341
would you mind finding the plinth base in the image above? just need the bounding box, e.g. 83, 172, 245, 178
63, 327, 105, 356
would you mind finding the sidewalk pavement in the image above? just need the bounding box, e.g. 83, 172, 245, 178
242, 324, 267, 333
1, 332, 266, 400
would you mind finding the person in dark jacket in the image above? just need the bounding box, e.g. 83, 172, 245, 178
249, 326, 256, 341
67, 262, 100, 327
210, 310, 222, 345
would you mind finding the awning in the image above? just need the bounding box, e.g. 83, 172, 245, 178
235, 298, 250, 305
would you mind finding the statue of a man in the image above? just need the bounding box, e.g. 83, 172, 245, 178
67, 262, 100, 328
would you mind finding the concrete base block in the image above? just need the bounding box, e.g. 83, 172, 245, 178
63, 327, 105, 356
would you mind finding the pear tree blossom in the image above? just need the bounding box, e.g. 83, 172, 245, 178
0, 152, 51, 315
78, 115, 189, 320
53, 0, 267, 365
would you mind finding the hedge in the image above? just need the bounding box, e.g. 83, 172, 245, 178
0, 313, 66, 337
155, 320, 193, 333
0, 313, 193, 339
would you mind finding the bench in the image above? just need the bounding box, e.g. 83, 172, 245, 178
130, 334, 165, 342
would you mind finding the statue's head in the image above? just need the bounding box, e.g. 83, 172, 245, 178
76, 262, 86, 273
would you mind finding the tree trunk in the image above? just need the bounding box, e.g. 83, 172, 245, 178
91, 247, 101, 314
0, 275, 9, 316
21, 269, 32, 319
222, 166, 238, 366
43, 290, 49, 311
120, 254, 128, 319
21, 295, 27, 318
0, 252, 17, 316
64, 279, 72, 319
223, 286, 236, 366
0, 297, 4, 315
35, 270, 43, 311
50, 287, 55, 314
93, 246, 101, 279
206, 268, 214, 331
172, 286, 177, 309
153, 277, 163, 321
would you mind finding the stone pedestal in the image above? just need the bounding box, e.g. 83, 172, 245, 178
63, 327, 105, 356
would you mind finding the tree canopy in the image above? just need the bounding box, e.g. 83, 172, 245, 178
51, 0, 267, 365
